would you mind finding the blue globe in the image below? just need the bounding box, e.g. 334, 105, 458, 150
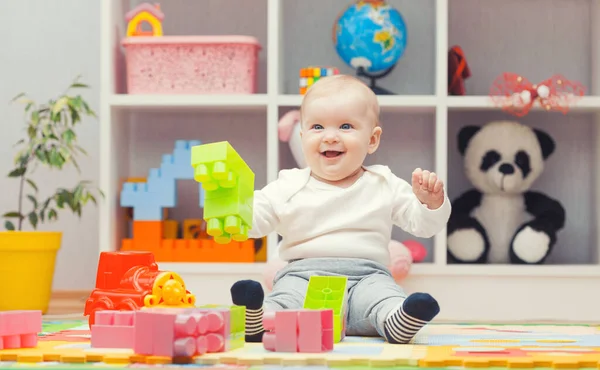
333, 0, 407, 74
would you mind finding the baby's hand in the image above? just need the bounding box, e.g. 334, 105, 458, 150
412, 168, 444, 210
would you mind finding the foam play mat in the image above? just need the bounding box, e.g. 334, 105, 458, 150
1, 320, 600, 369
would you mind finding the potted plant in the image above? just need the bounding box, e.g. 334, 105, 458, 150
1, 76, 103, 313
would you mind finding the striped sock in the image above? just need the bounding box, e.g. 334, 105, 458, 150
384, 292, 440, 344
230, 279, 265, 342
245, 306, 265, 338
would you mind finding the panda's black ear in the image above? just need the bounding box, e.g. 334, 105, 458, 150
457, 125, 481, 156
533, 128, 555, 159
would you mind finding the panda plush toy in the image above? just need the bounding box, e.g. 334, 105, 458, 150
447, 120, 566, 264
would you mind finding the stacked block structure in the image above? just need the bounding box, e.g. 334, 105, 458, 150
0, 310, 42, 350
299, 66, 340, 94
120, 140, 264, 262
303, 276, 348, 343
263, 309, 334, 353
89, 305, 244, 360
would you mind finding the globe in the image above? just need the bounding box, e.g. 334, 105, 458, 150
333, 0, 407, 79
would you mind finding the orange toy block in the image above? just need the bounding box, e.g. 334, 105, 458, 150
263, 309, 334, 353
163, 220, 178, 239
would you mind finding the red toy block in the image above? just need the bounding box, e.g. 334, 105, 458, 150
133, 308, 227, 358
0, 310, 42, 350
263, 309, 333, 353
91, 310, 135, 348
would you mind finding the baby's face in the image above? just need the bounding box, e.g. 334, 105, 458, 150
300, 93, 381, 183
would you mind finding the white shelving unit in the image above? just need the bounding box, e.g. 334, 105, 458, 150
100, 0, 600, 322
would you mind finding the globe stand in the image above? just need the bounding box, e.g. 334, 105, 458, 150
356, 65, 396, 95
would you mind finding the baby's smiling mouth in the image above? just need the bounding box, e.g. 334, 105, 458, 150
321, 150, 344, 158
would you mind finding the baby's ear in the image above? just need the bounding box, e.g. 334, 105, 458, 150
368, 126, 382, 154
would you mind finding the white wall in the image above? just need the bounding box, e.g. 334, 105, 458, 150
0, 0, 100, 289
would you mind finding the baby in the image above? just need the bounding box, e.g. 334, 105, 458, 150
230, 74, 451, 344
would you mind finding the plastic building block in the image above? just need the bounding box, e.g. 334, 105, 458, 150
197, 304, 245, 351
84, 251, 196, 328
263, 309, 333, 353
120, 140, 205, 221
134, 306, 242, 357
0, 310, 42, 349
191, 141, 254, 244
299, 66, 340, 94
125, 3, 164, 37
303, 276, 348, 343
91, 311, 135, 348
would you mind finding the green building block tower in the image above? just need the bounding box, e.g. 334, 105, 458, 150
303, 276, 348, 343
191, 141, 255, 244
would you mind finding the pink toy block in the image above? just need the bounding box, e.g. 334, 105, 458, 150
91, 311, 135, 348
263, 309, 333, 353
133, 308, 227, 358
0, 310, 42, 350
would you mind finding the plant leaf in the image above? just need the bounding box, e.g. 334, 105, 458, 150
48, 209, 58, 221
4, 221, 15, 231
3, 212, 23, 219
8, 167, 26, 177
26, 179, 38, 192
28, 212, 38, 229
27, 195, 38, 209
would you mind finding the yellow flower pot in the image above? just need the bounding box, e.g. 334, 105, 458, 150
0, 231, 61, 313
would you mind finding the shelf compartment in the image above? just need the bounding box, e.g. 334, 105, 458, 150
280, 0, 437, 95
277, 108, 438, 263
448, 0, 592, 96
111, 109, 270, 260
118, 0, 268, 94
447, 110, 599, 265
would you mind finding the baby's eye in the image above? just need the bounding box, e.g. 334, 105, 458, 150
340, 123, 352, 130
312, 124, 323, 130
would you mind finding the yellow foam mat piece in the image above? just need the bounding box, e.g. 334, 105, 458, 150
419, 345, 600, 368
195, 343, 422, 367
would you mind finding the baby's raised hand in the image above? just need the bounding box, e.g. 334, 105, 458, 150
412, 168, 444, 210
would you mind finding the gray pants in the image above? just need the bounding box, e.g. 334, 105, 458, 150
264, 257, 407, 337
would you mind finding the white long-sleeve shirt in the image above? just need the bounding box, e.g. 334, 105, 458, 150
249, 165, 451, 266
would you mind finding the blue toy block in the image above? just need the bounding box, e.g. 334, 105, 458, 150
121, 140, 206, 221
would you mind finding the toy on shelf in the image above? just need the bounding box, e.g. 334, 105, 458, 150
191, 141, 255, 245
448, 45, 470, 95
83, 251, 196, 328
125, 3, 164, 37
263, 309, 334, 353
120, 140, 262, 263
299, 67, 340, 95
122, 3, 261, 94
489, 72, 586, 117
0, 310, 42, 349
333, 0, 407, 95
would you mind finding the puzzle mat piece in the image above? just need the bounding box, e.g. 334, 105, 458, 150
415, 324, 600, 347
196, 343, 425, 367
419, 345, 600, 368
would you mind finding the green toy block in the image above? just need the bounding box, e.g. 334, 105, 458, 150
198, 304, 245, 349
191, 141, 254, 244
303, 276, 348, 343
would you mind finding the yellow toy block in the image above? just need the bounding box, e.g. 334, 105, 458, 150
191, 141, 254, 244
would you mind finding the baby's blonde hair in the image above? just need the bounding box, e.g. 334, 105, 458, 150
300, 74, 380, 126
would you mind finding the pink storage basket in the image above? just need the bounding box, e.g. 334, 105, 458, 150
121, 36, 261, 94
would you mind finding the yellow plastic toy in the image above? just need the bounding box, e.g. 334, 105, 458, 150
125, 3, 164, 37
191, 141, 255, 244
